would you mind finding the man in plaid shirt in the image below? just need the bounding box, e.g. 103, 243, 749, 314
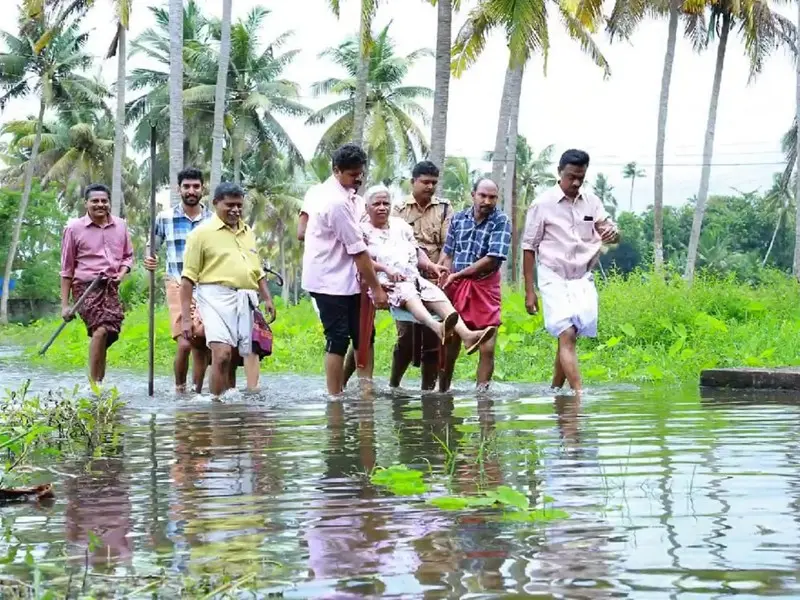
438, 178, 510, 391
144, 167, 213, 393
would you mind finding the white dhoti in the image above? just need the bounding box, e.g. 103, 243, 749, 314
195, 284, 258, 355
538, 264, 598, 338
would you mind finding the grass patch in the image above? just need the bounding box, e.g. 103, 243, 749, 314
3, 270, 800, 384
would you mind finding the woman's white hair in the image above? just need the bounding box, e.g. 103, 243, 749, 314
364, 184, 391, 205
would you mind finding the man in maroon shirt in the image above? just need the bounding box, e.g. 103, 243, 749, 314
60, 184, 133, 383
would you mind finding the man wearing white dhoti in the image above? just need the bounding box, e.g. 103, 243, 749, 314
181, 182, 276, 395
522, 149, 619, 393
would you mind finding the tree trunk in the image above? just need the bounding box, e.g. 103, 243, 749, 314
500, 63, 523, 280
629, 180, 634, 212
794, 0, 800, 279
685, 12, 730, 284
110, 24, 126, 218
491, 64, 514, 187
500, 64, 523, 212
233, 139, 242, 186
279, 228, 289, 304
210, 0, 232, 193
429, 0, 451, 172
1, 98, 46, 325
510, 167, 519, 284
351, 9, 371, 146
764, 204, 784, 267
653, 0, 679, 273
168, 0, 185, 208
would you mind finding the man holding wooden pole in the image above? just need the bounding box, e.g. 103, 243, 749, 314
144, 167, 212, 393
60, 184, 133, 383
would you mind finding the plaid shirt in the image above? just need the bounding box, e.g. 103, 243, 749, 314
154, 204, 213, 280
443, 207, 512, 273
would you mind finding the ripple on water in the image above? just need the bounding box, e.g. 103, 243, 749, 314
2, 361, 800, 597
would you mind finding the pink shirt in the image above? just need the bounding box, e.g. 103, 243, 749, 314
521, 185, 616, 280
301, 177, 368, 296
301, 176, 367, 222
60, 215, 134, 282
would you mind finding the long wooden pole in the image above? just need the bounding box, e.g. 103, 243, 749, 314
147, 124, 157, 397
38, 274, 104, 356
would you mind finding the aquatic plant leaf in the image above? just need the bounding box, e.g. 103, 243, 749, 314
370, 465, 429, 496
491, 486, 530, 511
498, 507, 570, 522
428, 496, 470, 510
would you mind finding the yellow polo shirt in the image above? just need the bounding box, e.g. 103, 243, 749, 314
181, 215, 264, 290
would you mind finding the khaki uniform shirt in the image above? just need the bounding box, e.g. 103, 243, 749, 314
392, 195, 452, 264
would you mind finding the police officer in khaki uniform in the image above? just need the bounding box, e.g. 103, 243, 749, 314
390, 160, 452, 390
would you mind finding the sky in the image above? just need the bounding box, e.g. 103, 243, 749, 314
2, 0, 796, 213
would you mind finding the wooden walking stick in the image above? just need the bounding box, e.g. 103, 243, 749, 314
38, 274, 105, 356
147, 123, 157, 397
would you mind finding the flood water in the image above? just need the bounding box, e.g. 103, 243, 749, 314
2, 348, 800, 598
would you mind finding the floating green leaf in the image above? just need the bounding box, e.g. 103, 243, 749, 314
370, 465, 429, 496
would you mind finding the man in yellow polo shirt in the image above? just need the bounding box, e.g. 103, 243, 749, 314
181, 182, 276, 395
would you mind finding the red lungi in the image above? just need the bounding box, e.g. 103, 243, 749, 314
445, 270, 502, 330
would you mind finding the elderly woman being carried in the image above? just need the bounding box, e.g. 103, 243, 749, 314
361, 186, 496, 355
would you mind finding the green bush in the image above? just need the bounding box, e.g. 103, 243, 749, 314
3, 270, 800, 385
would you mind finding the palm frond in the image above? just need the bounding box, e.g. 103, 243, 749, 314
451, 5, 494, 77
559, 6, 611, 77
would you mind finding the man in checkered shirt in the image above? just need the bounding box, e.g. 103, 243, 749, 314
438, 178, 509, 391
144, 167, 213, 393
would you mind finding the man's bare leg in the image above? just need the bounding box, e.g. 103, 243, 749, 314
325, 352, 346, 395
174, 337, 192, 392
208, 342, 233, 396
557, 327, 582, 392
89, 326, 108, 383
191, 344, 209, 393
438, 336, 461, 392
476, 333, 496, 389
552, 342, 567, 389
390, 322, 413, 388
244, 353, 260, 391
343, 347, 356, 386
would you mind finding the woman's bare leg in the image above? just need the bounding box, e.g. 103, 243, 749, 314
402, 297, 444, 339
425, 301, 482, 345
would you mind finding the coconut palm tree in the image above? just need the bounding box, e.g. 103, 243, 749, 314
513, 138, 556, 208
40, 0, 131, 216
108, 0, 132, 217
607, 0, 706, 272
440, 156, 479, 208
593, 172, 618, 218
429, 0, 462, 173
795, 2, 800, 279
185, 7, 310, 184
452, 0, 610, 218
244, 151, 303, 303
209, 0, 232, 193
622, 161, 645, 211
2, 111, 112, 207
326, 0, 380, 146
308, 25, 433, 173
169, 0, 184, 207
684, 0, 795, 283
0, 10, 107, 324
127, 1, 213, 186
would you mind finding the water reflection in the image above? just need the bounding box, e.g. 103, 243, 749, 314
1, 365, 800, 597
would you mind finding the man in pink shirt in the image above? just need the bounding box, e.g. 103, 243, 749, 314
522, 150, 619, 394
60, 183, 133, 383
301, 144, 388, 395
